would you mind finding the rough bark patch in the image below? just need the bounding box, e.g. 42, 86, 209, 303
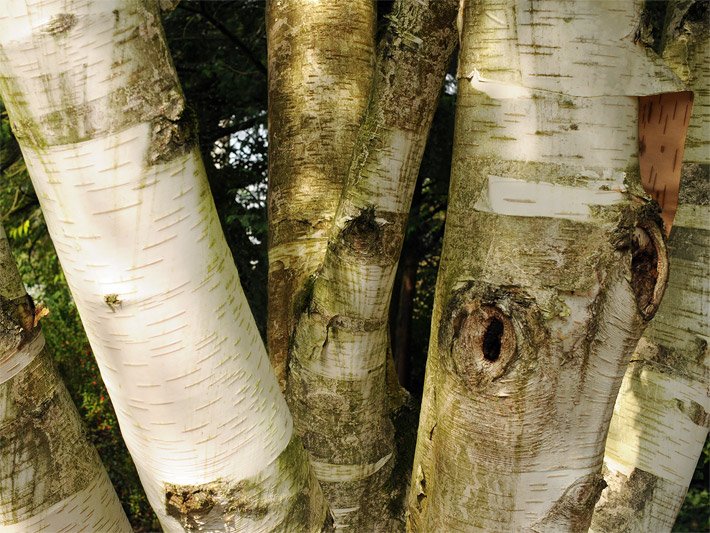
532, 473, 607, 532
341, 207, 382, 256
0, 294, 36, 355
163, 435, 324, 532
339, 207, 402, 263
148, 103, 198, 165
676, 398, 710, 427
165, 483, 269, 529
678, 163, 710, 205
593, 467, 659, 533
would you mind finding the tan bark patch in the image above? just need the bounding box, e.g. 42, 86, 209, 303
638, 92, 694, 233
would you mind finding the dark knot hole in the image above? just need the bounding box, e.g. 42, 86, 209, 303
482, 317, 504, 362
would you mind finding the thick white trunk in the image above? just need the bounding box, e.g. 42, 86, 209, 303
407, 1, 682, 531
0, 1, 326, 530
0, 227, 130, 532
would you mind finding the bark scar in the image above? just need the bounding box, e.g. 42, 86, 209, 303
41, 14, 77, 35
630, 222, 668, 319
532, 472, 606, 532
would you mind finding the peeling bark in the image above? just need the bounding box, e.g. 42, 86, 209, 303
593, 2, 710, 530
0, 227, 130, 532
407, 1, 680, 530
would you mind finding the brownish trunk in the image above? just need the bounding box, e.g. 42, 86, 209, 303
392, 242, 418, 389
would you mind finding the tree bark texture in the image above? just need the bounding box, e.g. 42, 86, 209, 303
267, 0, 375, 389
278, 1, 458, 529
0, 1, 327, 530
0, 226, 131, 532
592, 2, 709, 530
407, 1, 683, 531
392, 241, 418, 389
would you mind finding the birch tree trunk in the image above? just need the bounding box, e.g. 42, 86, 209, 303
406, 1, 684, 531
0, 226, 131, 532
268, 1, 459, 529
0, 1, 327, 530
592, 2, 710, 530
267, 0, 375, 389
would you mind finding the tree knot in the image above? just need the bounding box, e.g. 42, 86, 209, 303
341, 206, 381, 255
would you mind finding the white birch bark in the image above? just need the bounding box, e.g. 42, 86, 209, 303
592, 2, 709, 530
283, 1, 459, 529
407, 1, 683, 531
0, 1, 327, 530
0, 226, 131, 532
266, 0, 375, 388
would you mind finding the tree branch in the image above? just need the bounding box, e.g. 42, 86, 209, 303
178, 2, 267, 76
214, 113, 265, 140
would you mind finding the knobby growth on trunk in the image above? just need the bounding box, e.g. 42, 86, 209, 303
407, 1, 684, 530
268, 0, 458, 529
592, 1, 710, 530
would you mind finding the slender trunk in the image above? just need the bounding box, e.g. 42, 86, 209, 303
285, 1, 458, 529
0, 227, 130, 532
392, 241, 418, 389
266, 0, 375, 388
0, 1, 327, 530
407, 1, 683, 530
592, 2, 709, 530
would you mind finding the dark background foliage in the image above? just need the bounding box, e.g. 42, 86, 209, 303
0, 1, 706, 531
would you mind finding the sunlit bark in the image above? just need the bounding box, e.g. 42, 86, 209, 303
407, 1, 682, 530
0, 226, 130, 532
0, 1, 326, 530
592, 2, 709, 530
